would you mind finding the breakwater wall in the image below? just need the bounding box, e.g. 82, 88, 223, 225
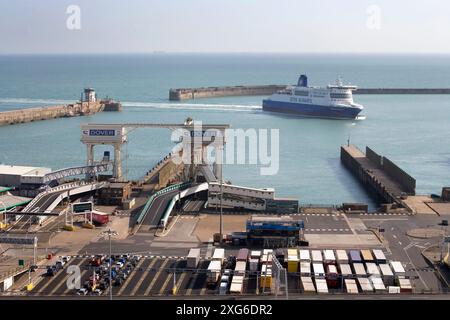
169, 85, 286, 100
169, 85, 450, 100
0, 99, 121, 126
341, 145, 416, 205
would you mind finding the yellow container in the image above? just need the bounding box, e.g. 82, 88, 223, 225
260, 275, 272, 288
26, 283, 34, 291
287, 260, 299, 273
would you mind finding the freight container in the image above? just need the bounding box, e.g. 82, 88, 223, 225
313, 263, 325, 279
260, 264, 272, 289
299, 249, 311, 262
390, 261, 406, 278
260, 254, 273, 264
249, 258, 259, 272
326, 264, 339, 288
300, 276, 316, 294
335, 250, 348, 264
339, 264, 352, 278
387, 286, 401, 294
237, 248, 249, 262
212, 248, 225, 263
300, 262, 311, 276
379, 264, 394, 285
397, 278, 413, 293
232, 275, 244, 283
229, 282, 243, 294
234, 261, 247, 276
357, 277, 374, 293
370, 276, 387, 292
361, 249, 374, 263
207, 260, 222, 286
250, 251, 261, 259
323, 250, 336, 265
372, 249, 386, 264
311, 250, 323, 263
186, 248, 201, 269
315, 279, 329, 294
349, 250, 362, 263
365, 263, 380, 276
344, 279, 359, 294
287, 249, 299, 273
352, 263, 367, 277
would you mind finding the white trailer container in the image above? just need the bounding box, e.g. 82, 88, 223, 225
323, 250, 336, 265
299, 249, 311, 262
212, 248, 225, 263
353, 263, 367, 277
186, 248, 201, 269
250, 251, 261, 259
398, 278, 413, 293
260, 254, 272, 264
339, 264, 352, 278
249, 258, 259, 272
300, 262, 311, 276
370, 276, 387, 292
315, 279, 329, 294
365, 263, 380, 276
234, 261, 247, 276
336, 250, 348, 264
207, 260, 222, 285
300, 277, 316, 294
229, 282, 243, 294
357, 277, 374, 293
344, 279, 359, 294
313, 263, 325, 279
311, 250, 323, 263
390, 261, 406, 278
387, 286, 401, 294
263, 249, 273, 255
372, 249, 387, 264
379, 264, 394, 285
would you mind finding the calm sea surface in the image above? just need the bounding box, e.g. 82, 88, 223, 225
1, 54, 450, 207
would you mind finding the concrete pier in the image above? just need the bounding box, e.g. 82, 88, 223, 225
341, 145, 416, 205
169, 85, 286, 100
169, 85, 450, 101
0, 99, 121, 126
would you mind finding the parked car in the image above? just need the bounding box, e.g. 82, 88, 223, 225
46, 266, 56, 276
91, 288, 103, 296
76, 288, 88, 296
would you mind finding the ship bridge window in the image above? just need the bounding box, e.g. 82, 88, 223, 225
330, 93, 351, 99
294, 90, 309, 96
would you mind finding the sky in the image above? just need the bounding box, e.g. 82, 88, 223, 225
1, 0, 450, 54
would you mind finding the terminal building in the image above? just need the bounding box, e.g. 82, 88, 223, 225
0, 164, 52, 196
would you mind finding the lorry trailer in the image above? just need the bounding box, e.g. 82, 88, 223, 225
300, 277, 316, 294
379, 264, 394, 285
207, 260, 222, 286
345, 279, 359, 294
336, 250, 348, 264
372, 249, 387, 264
186, 248, 201, 269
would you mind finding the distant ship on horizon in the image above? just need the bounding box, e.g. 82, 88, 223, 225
262, 75, 364, 120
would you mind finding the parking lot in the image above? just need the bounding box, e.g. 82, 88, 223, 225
27, 247, 448, 298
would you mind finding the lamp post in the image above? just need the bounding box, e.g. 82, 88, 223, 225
219, 178, 223, 244
102, 228, 118, 300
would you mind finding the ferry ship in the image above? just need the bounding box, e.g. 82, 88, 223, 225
262, 75, 363, 119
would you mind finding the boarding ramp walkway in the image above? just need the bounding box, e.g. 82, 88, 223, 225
208, 182, 274, 211
42, 163, 112, 183
8, 181, 106, 230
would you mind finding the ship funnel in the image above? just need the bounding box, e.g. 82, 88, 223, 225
298, 75, 308, 87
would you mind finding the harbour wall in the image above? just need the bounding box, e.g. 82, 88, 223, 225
341, 145, 416, 205
0, 100, 121, 126
169, 85, 450, 100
